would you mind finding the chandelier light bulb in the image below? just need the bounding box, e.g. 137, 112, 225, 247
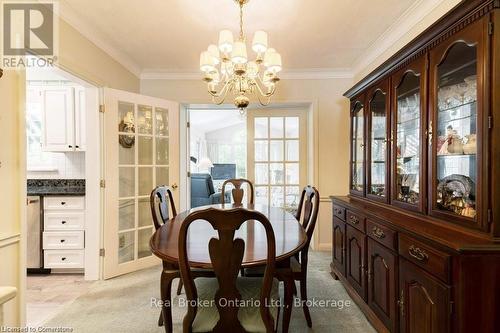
231, 40, 248, 64
218, 30, 234, 53
252, 30, 268, 53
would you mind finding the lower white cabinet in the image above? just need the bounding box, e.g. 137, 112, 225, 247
43, 196, 85, 269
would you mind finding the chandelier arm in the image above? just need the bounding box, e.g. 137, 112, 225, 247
254, 77, 276, 98
207, 78, 232, 99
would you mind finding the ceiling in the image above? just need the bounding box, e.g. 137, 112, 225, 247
60, 0, 421, 77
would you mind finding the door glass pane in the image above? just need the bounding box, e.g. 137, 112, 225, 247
270, 117, 284, 138
138, 136, 153, 165
119, 135, 135, 165
351, 102, 364, 192
119, 167, 135, 197
156, 167, 169, 186
155, 107, 169, 136
156, 137, 169, 165
118, 231, 135, 264
285, 186, 300, 211
269, 163, 284, 184
255, 141, 268, 161
269, 141, 284, 161
286, 163, 299, 185
118, 102, 135, 133
137, 105, 153, 135
255, 118, 268, 138
255, 186, 268, 205
138, 228, 153, 259
119, 199, 135, 231
369, 90, 387, 197
138, 198, 151, 227
285, 117, 299, 138
255, 163, 268, 185
270, 186, 284, 207
286, 140, 299, 161
138, 167, 153, 196
436, 43, 477, 219
396, 73, 420, 204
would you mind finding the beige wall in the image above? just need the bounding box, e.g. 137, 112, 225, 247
141, 78, 353, 250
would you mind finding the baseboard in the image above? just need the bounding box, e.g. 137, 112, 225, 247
318, 243, 332, 251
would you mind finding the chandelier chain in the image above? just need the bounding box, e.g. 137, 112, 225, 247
239, 1, 244, 40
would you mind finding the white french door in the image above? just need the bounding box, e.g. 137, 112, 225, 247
103, 88, 179, 279
247, 109, 307, 211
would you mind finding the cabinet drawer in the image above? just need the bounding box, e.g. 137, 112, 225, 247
367, 219, 397, 251
43, 231, 84, 250
333, 205, 346, 221
399, 234, 450, 283
44, 250, 84, 269
346, 210, 366, 232
44, 212, 84, 230
44, 196, 85, 210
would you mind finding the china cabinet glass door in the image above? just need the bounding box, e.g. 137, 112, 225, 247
392, 59, 425, 211
429, 20, 486, 229
350, 98, 365, 195
367, 83, 389, 201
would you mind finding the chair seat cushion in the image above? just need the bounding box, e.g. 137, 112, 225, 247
191, 277, 279, 333
245, 257, 302, 276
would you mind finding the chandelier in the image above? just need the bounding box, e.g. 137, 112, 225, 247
199, 0, 282, 112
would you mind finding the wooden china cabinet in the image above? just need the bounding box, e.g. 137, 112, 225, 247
331, 1, 500, 332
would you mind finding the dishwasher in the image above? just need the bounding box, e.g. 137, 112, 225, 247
27, 196, 49, 273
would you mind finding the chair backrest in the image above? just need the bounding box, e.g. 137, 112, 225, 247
294, 186, 320, 248
150, 185, 177, 230
178, 207, 276, 333
191, 173, 216, 198
221, 178, 255, 205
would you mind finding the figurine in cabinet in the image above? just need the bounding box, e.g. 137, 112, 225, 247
438, 125, 463, 155
463, 134, 477, 155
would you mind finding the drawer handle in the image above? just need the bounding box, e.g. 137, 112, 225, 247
61, 257, 67, 261
60, 239, 65, 243
349, 215, 360, 224
61, 202, 66, 205
408, 245, 429, 262
372, 227, 386, 239
61, 221, 67, 224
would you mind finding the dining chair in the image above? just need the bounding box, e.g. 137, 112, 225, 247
245, 185, 320, 328
178, 207, 280, 333
221, 178, 255, 205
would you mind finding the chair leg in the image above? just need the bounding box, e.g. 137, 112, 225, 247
158, 312, 163, 326
160, 272, 174, 333
176, 278, 183, 296
299, 274, 312, 328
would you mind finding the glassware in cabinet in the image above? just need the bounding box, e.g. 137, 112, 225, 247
350, 98, 365, 195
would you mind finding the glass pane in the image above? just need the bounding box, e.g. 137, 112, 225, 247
156, 137, 169, 165
138, 167, 153, 196
369, 90, 387, 197
269, 141, 284, 162
118, 101, 135, 133
286, 163, 299, 185
255, 163, 268, 185
436, 43, 477, 219
254, 141, 268, 162
270, 117, 284, 138
285, 117, 299, 138
119, 135, 135, 165
254, 118, 268, 139
138, 228, 153, 259
156, 167, 169, 186
137, 105, 153, 135
351, 103, 364, 192
270, 186, 284, 207
155, 107, 169, 136
138, 197, 152, 227
138, 136, 153, 165
286, 140, 299, 161
118, 231, 135, 264
285, 186, 300, 211
255, 186, 268, 205
269, 163, 284, 185
396, 73, 420, 204
118, 199, 135, 231
119, 167, 135, 198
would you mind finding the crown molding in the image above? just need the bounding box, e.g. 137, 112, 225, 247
140, 68, 353, 80
57, 0, 142, 78
351, 0, 452, 78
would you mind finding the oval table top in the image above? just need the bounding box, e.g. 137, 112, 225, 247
150, 203, 307, 269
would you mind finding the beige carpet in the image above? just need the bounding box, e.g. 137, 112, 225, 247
46, 252, 375, 332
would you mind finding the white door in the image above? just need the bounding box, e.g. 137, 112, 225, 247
247, 109, 307, 211
41, 86, 74, 152
103, 88, 179, 279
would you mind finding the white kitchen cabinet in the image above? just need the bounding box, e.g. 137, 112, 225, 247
41, 86, 86, 152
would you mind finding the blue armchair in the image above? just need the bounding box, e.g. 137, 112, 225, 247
190, 173, 231, 208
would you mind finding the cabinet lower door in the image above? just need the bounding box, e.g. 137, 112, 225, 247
367, 238, 398, 332
346, 225, 367, 300
399, 259, 451, 333
332, 217, 346, 276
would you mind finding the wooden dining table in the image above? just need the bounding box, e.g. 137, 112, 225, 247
150, 203, 308, 333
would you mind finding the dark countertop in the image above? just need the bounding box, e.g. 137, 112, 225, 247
27, 179, 85, 196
